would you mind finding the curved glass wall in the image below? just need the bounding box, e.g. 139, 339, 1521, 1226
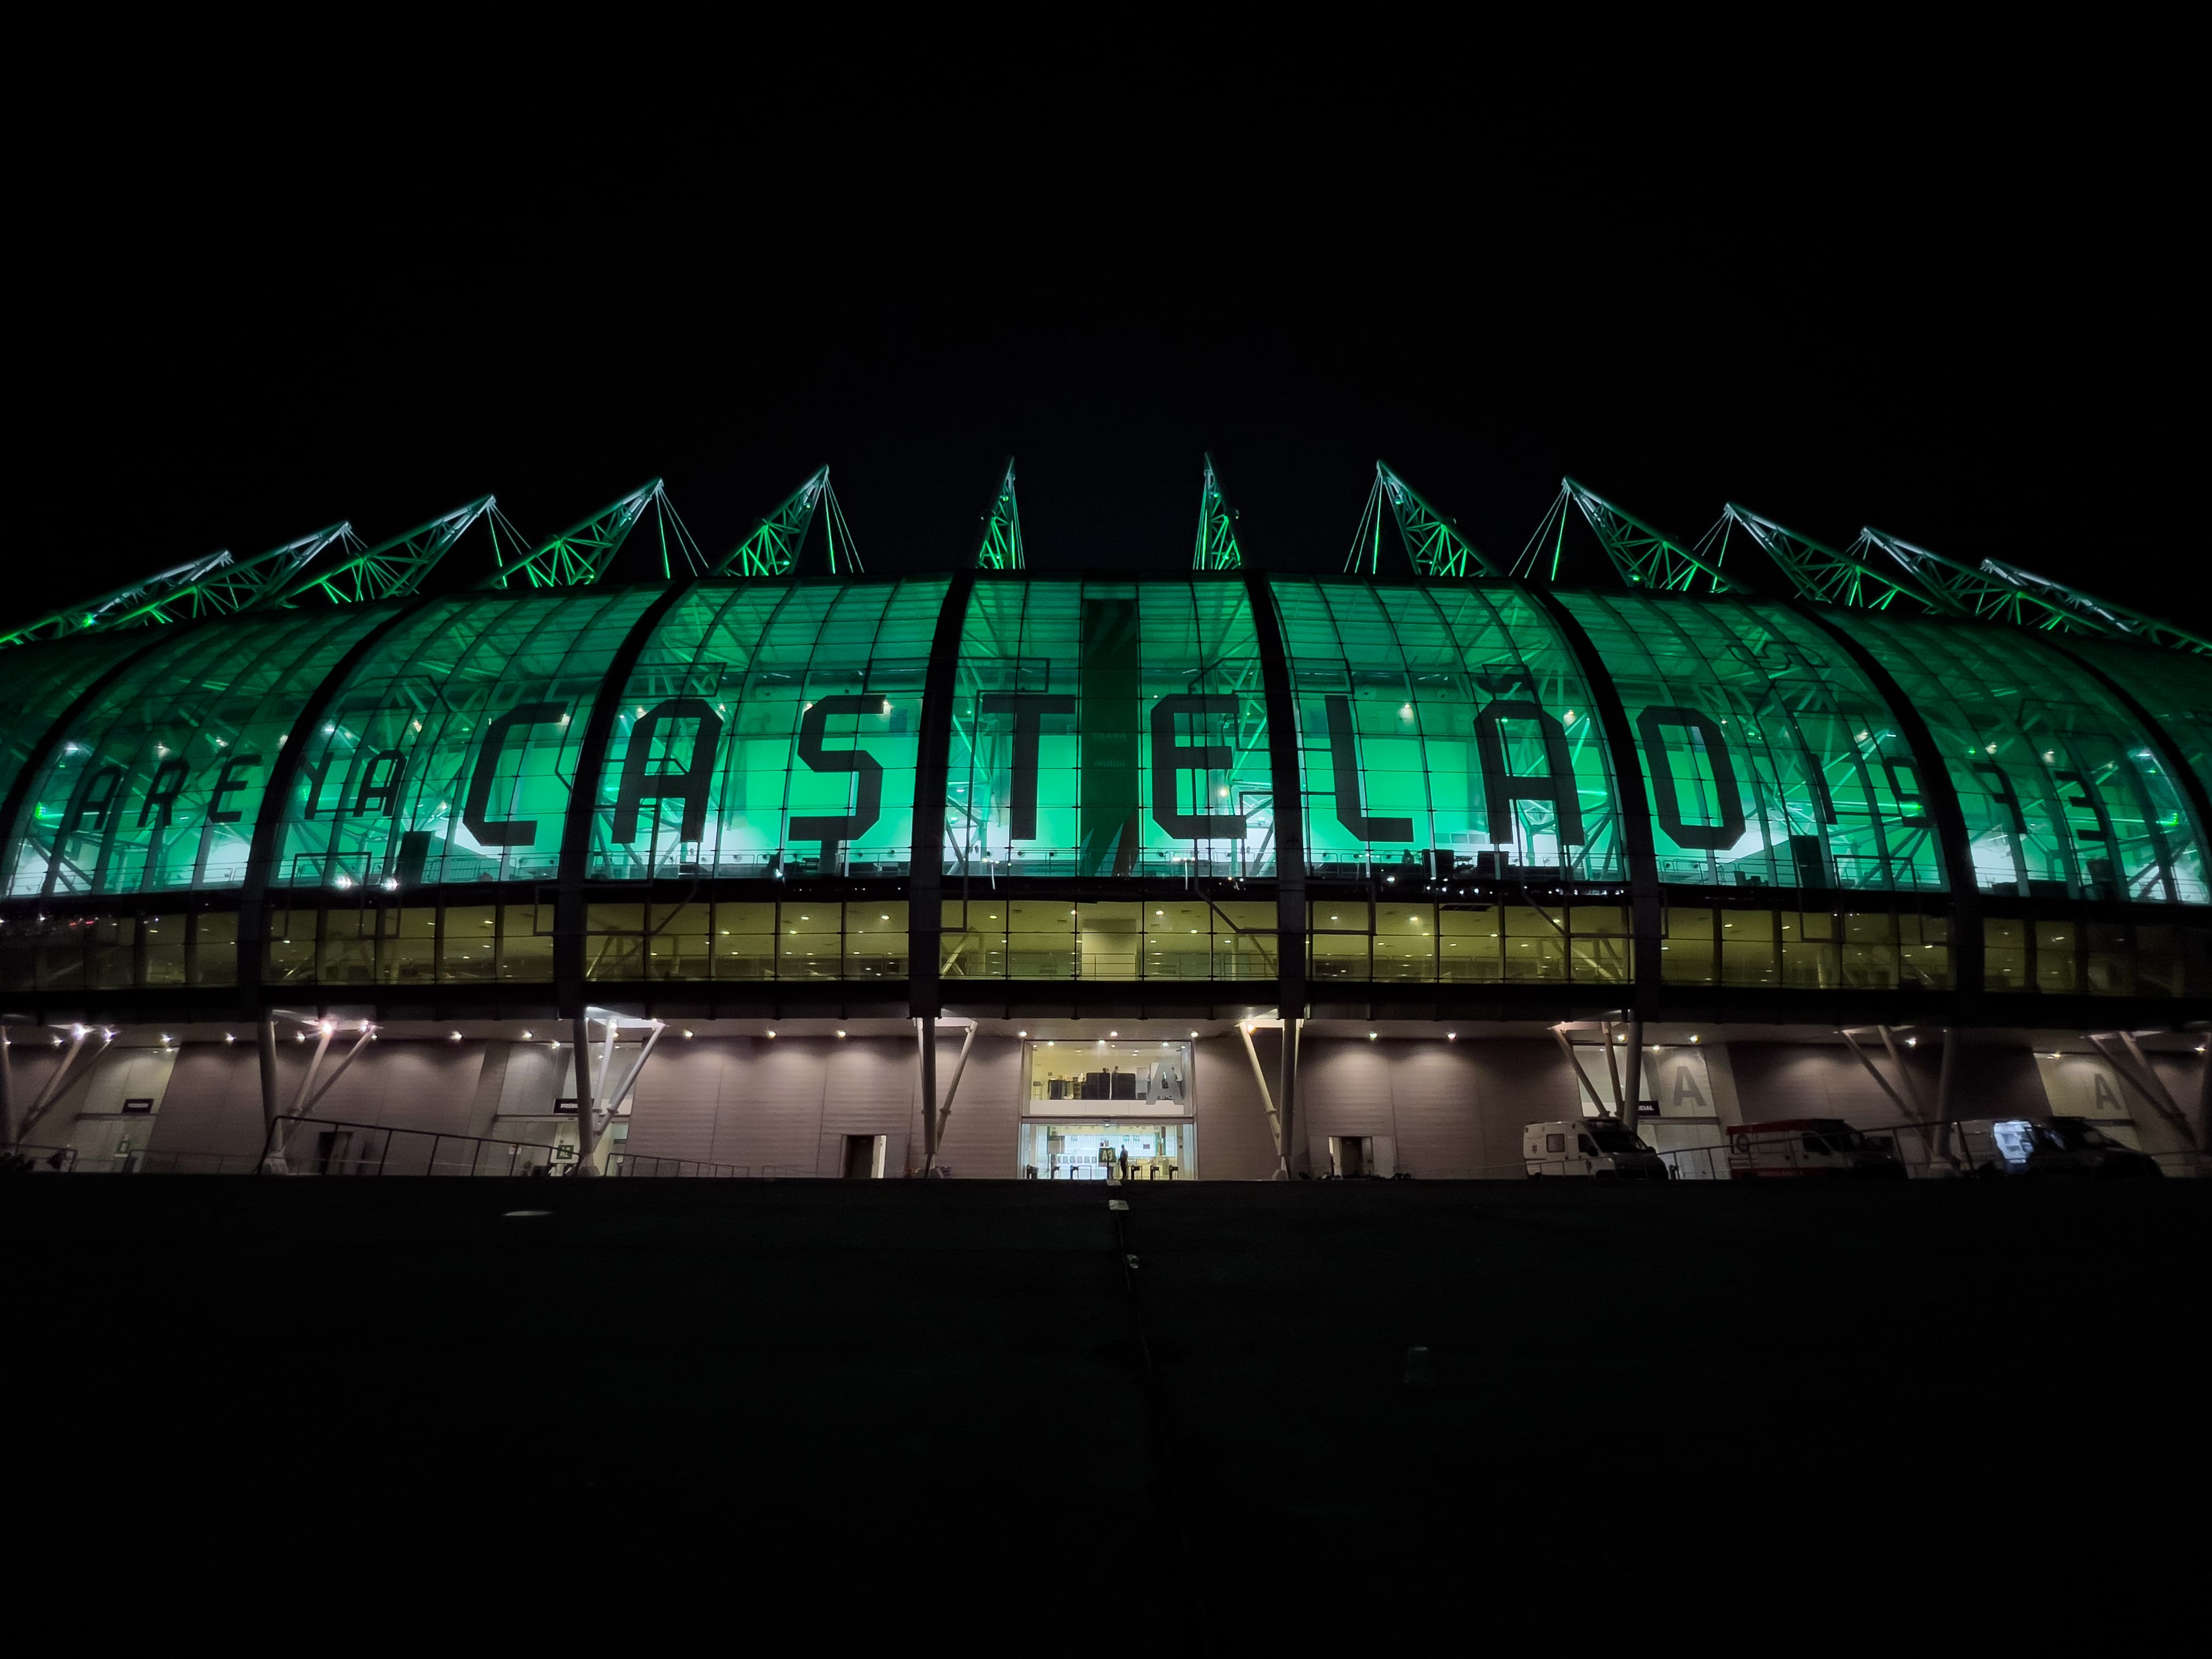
2, 578, 2207, 1006
6, 610, 385, 897
0, 632, 159, 811
941, 578, 1275, 982
1273, 579, 1625, 881
1834, 616, 2207, 905
583, 578, 946, 881
2064, 639, 2212, 811
271, 589, 658, 890
945, 578, 1273, 880
1556, 595, 1941, 893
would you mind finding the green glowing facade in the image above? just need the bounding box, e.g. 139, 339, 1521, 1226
2, 563, 2205, 1016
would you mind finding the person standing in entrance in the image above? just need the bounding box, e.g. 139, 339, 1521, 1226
1117, 1147, 1129, 1183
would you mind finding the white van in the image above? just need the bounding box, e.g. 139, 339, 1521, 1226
1523, 1120, 1669, 1180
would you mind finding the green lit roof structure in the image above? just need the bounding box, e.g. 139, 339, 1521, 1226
0, 465, 2204, 1028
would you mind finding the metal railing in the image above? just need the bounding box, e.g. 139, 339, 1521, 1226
1646, 1123, 2207, 1182
258, 1114, 756, 1178
606, 1150, 753, 1179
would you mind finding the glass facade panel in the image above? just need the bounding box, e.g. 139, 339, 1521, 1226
2064, 640, 2212, 808
587, 579, 945, 880
0, 632, 158, 812
273, 590, 657, 891
1273, 580, 1624, 880
946, 579, 1273, 880
1, 578, 2200, 1010
8, 610, 387, 897
1557, 595, 1940, 893
1833, 616, 2208, 904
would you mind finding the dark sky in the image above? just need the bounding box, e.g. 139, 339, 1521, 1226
16, 64, 2192, 629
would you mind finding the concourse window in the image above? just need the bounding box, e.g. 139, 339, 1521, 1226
779, 904, 842, 980
712, 902, 777, 979
1023, 1038, 1193, 1111
1558, 595, 1938, 895
940, 900, 1008, 980
946, 579, 1274, 884
846, 902, 908, 980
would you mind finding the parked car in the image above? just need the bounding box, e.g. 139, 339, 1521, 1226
1725, 1119, 1906, 1180
1956, 1116, 2161, 1178
1523, 1120, 1670, 1180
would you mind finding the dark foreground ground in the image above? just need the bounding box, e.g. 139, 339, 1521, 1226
10, 1176, 2204, 1648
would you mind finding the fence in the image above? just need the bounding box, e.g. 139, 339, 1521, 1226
258, 1115, 756, 1178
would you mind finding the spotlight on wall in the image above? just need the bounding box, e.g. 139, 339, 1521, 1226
225, 1034, 237, 1044
682, 1030, 694, 1039
766, 1030, 777, 1038
1904, 1036, 1917, 1047
836, 1030, 847, 1038
1689, 1034, 1700, 1043
1017, 1030, 1028, 1037
450, 1032, 462, 1042
1447, 1032, 1457, 1041
1108, 1030, 1119, 1038
522, 1031, 533, 1041
1368, 1032, 1378, 1041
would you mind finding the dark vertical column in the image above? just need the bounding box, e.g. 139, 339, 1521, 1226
1243, 574, 1307, 1144
1532, 590, 1663, 1021
2041, 638, 2212, 886
555, 583, 694, 1020
0, 630, 186, 896
908, 572, 976, 1020
238, 597, 439, 1016
1791, 604, 1984, 1016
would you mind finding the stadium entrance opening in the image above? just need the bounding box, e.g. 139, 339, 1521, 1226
1021, 1121, 1189, 1181
1018, 1037, 1195, 1180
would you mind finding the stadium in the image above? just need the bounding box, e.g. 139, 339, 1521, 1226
2, 460, 2205, 1182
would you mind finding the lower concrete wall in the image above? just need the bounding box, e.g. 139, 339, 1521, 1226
21, 1030, 2207, 1178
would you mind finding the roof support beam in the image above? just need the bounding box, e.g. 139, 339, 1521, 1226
1853, 528, 2066, 630
7, 523, 356, 644
262, 497, 499, 608
708, 468, 831, 578
1722, 506, 1941, 612
1565, 479, 1740, 594
974, 459, 1024, 570
1377, 463, 1502, 578
1193, 454, 1244, 571
485, 482, 660, 590
1977, 558, 2209, 656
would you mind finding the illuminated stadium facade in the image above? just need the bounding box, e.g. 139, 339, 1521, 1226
2, 463, 2207, 1180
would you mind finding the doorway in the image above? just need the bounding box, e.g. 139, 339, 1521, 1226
1326, 1135, 1396, 1178
1019, 1121, 1192, 1181
842, 1133, 887, 1180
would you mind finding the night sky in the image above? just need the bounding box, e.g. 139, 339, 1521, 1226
16, 75, 2191, 629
